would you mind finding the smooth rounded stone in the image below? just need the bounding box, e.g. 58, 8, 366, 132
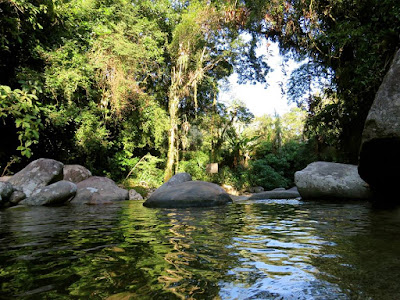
71, 176, 129, 204
19, 180, 77, 206
358, 49, 400, 195
152, 172, 193, 196
63, 164, 92, 183
129, 189, 143, 200
246, 186, 264, 193
295, 161, 372, 200
143, 181, 232, 208
0, 182, 13, 200
249, 190, 300, 200
8, 158, 64, 198
158, 173, 192, 191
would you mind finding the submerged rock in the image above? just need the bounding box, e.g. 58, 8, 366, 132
71, 176, 129, 204
248, 189, 300, 200
63, 164, 92, 183
20, 180, 77, 206
358, 49, 400, 196
295, 161, 372, 200
8, 158, 64, 198
143, 181, 232, 208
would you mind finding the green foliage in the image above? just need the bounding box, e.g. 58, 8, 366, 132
124, 154, 164, 189
178, 151, 210, 181
217, 165, 249, 191
4, 0, 394, 187
248, 160, 289, 190
248, 140, 314, 190
0, 84, 43, 158
74, 107, 112, 169
0, 0, 175, 179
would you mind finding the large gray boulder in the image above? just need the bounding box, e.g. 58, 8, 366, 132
70, 176, 129, 204
358, 49, 400, 195
249, 189, 300, 200
143, 181, 232, 208
295, 161, 372, 200
63, 164, 92, 183
20, 180, 77, 206
8, 158, 64, 197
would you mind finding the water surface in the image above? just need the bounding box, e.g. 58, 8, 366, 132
1, 199, 400, 299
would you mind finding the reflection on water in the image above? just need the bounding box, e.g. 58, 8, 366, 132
1, 199, 400, 299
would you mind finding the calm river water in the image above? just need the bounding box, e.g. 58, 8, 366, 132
1, 199, 400, 299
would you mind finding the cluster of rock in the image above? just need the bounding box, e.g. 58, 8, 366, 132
1, 160, 232, 209
0, 158, 129, 208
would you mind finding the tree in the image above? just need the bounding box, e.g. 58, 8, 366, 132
240, 0, 400, 162
164, 1, 260, 181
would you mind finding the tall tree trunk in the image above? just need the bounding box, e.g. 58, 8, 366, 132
175, 131, 180, 174
164, 95, 179, 182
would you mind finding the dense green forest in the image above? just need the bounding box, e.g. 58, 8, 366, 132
1, 0, 399, 192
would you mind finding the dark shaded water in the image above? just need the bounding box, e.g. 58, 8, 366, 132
1, 199, 400, 299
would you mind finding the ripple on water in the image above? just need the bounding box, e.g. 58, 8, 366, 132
1, 199, 398, 299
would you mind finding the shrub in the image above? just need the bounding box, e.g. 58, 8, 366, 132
177, 151, 210, 181
248, 159, 290, 190
123, 153, 164, 189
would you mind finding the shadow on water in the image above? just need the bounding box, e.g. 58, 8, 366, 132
308, 202, 400, 299
1, 200, 400, 299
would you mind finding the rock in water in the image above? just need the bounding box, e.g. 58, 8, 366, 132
359, 49, 400, 196
143, 181, 232, 208
129, 189, 143, 200
8, 158, 64, 197
0, 182, 13, 199
248, 189, 300, 200
295, 161, 372, 200
20, 180, 77, 206
0, 182, 14, 207
246, 186, 264, 193
158, 172, 192, 192
9, 190, 26, 205
63, 165, 92, 183
71, 176, 129, 204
